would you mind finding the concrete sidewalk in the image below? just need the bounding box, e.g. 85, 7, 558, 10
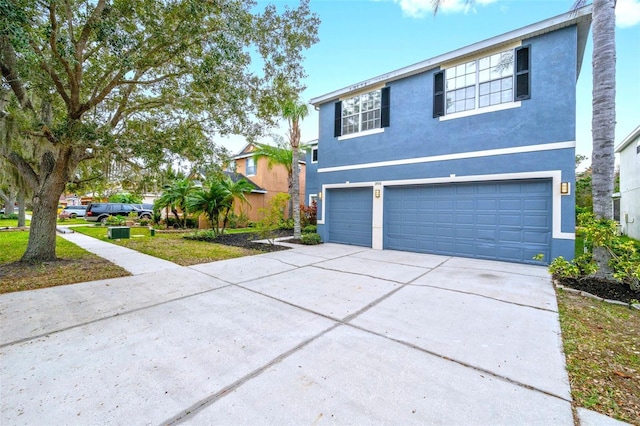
58, 229, 182, 275
0, 242, 629, 425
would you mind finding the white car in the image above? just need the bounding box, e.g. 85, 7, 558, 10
59, 205, 87, 218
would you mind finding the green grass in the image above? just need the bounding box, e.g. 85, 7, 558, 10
0, 231, 129, 294
57, 217, 90, 225
72, 226, 260, 266
557, 290, 640, 423
0, 218, 30, 227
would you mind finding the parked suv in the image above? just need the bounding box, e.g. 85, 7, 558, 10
85, 203, 153, 223
59, 205, 87, 218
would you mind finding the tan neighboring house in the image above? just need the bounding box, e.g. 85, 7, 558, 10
228, 143, 306, 222
614, 125, 640, 239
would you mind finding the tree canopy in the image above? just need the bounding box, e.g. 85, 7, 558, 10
0, 0, 319, 261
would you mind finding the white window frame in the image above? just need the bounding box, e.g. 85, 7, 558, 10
445, 48, 516, 116
311, 147, 318, 163
246, 157, 257, 176
341, 89, 382, 136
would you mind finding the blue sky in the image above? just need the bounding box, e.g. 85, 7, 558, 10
225, 0, 640, 165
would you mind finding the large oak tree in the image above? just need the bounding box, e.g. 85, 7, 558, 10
0, 0, 319, 262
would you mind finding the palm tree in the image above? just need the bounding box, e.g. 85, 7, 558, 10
219, 176, 254, 234
574, 0, 616, 277
281, 99, 309, 239
154, 178, 194, 228
431, 0, 616, 276
252, 141, 294, 216
187, 176, 254, 235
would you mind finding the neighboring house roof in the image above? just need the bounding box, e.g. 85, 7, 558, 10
231, 142, 307, 164
615, 125, 640, 153
305, 139, 318, 147
222, 171, 267, 194
310, 6, 592, 106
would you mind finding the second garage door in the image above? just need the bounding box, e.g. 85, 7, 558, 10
326, 187, 373, 247
384, 180, 552, 264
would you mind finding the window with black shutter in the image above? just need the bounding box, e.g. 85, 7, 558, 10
433, 71, 445, 118
515, 45, 531, 100
334, 101, 342, 137
381, 87, 390, 127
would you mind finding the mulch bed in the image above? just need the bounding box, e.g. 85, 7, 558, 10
556, 276, 640, 304
189, 230, 293, 253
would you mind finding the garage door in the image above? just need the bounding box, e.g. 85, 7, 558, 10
326, 187, 373, 247
384, 180, 552, 264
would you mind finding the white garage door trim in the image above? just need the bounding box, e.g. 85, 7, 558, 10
317, 171, 574, 249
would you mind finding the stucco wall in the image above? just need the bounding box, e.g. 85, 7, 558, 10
310, 25, 579, 261
619, 136, 640, 239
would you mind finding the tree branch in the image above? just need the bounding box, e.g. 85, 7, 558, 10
0, 37, 34, 111
4, 152, 39, 190
29, 40, 72, 108
48, 2, 76, 106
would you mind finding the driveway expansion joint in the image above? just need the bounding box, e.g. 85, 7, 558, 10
346, 322, 572, 404
405, 282, 559, 313
161, 323, 342, 425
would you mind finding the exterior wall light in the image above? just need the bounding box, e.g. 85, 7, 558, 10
318, 191, 322, 200
560, 182, 570, 195
374, 189, 381, 198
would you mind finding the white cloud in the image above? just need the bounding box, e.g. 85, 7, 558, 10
392, 0, 496, 18
616, 0, 640, 28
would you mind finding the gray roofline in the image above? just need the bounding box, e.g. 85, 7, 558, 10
615, 125, 640, 153
309, 5, 592, 106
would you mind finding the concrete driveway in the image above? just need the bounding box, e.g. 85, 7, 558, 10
0, 244, 573, 425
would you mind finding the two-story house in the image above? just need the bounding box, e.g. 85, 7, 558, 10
615, 125, 640, 240
229, 143, 306, 222
306, 7, 592, 265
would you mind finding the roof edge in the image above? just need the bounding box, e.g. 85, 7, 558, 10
310, 5, 592, 106
615, 125, 640, 153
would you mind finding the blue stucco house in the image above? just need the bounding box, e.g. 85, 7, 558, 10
306, 7, 592, 265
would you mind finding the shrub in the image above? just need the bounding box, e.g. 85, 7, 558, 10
1, 213, 19, 220
106, 215, 125, 226
255, 193, 289, 244
139, 219, 149, 226
550, 213, 640, 290
303, 225, 317, 234
301, 233, 321, 245
279, 218, 294, 230
300, 201, 317, 227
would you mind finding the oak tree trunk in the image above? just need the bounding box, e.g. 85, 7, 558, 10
18, 147, 77, 262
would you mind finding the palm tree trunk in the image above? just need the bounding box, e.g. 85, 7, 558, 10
292, 148, 301, 239
591, 0, 616, 277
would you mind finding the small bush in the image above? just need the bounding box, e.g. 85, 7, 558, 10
303, 225, 317, 234
139, 219, 149, 226
1, 214, 18, 220
301, 233, 321, 245
106, 215, 125, 226
279, 218, 294, 230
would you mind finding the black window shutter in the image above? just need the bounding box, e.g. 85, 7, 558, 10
433, 71, 445, 118
381, 87, 390, 128
515, 45, 531, 100
334, 101, 342, 137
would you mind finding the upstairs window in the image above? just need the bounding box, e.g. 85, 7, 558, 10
246, 157, 257, 176
311, 147, 318, 163
433, 46, 530, 118
334, 87, 390, 137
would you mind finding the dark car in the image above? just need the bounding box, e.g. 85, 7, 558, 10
85, 203, 153, 223
59, 205, 87, 218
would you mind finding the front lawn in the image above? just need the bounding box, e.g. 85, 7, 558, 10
0, 231, 130, 294
0, 218, 30, 227
557, 290, 640, 423
72, 226, 261, 266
